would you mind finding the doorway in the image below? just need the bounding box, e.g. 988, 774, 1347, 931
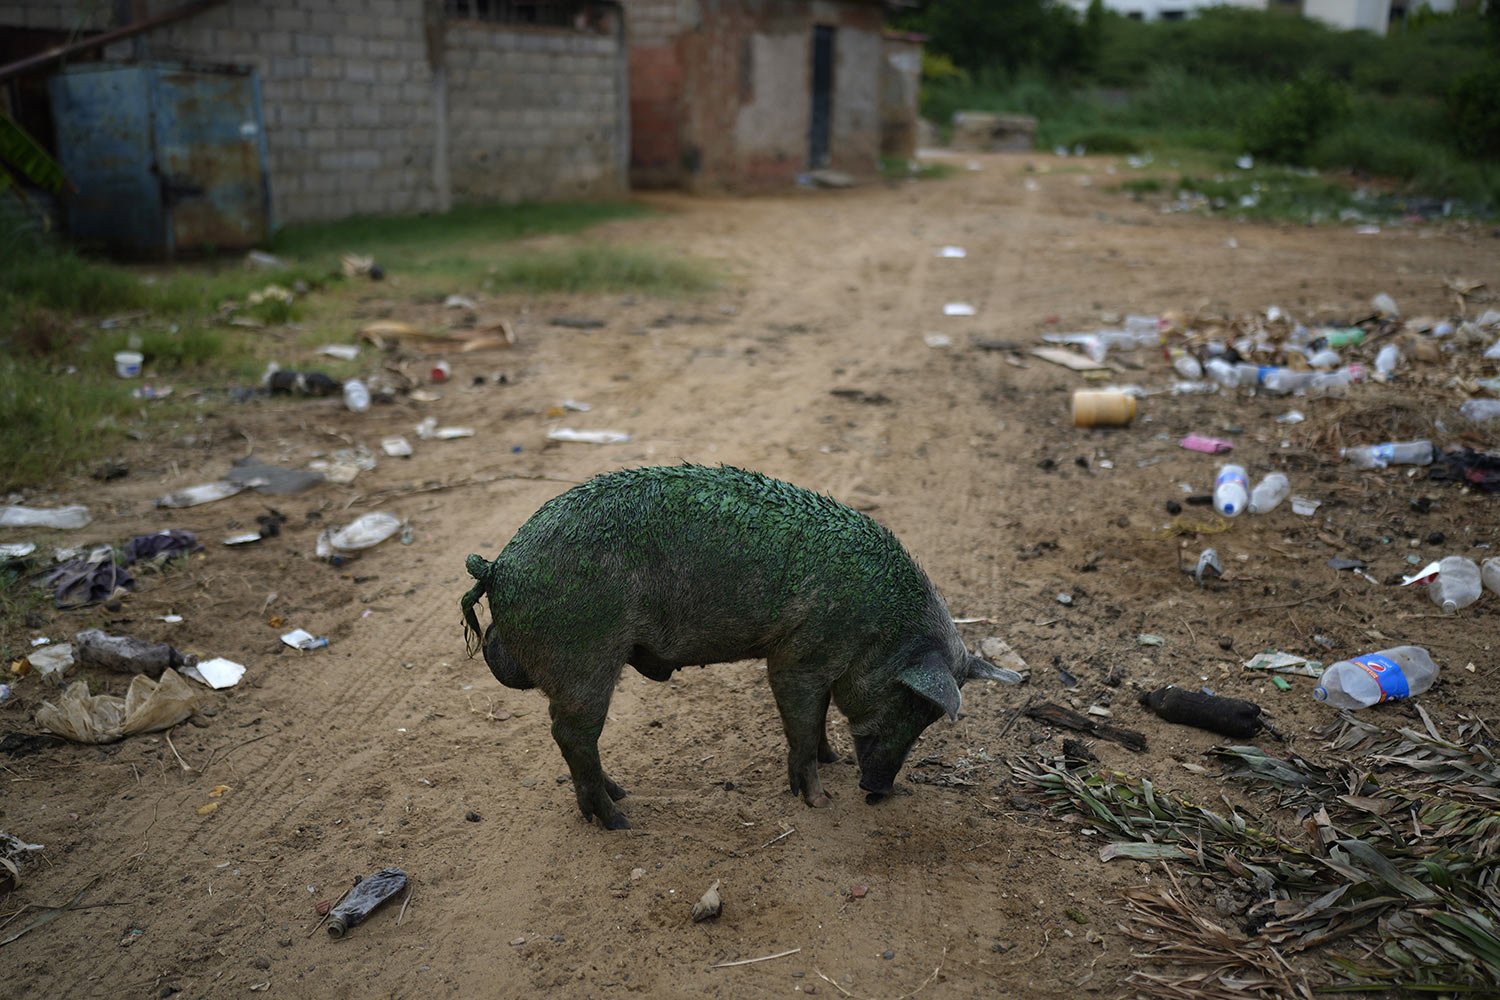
808, 24, 834, 169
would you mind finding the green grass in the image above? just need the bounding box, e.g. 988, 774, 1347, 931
0, 198, 714, 492
881, 156, 959, 181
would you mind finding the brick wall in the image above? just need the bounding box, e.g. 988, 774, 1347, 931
5, 0, 628, 224
620, 0, 887, 191
446, 16, 626, 203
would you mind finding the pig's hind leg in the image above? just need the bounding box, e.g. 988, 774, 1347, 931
546, 668, 631, 830
817, 690, 841, 764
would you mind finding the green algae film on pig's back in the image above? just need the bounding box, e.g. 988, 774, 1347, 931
491, 465, 932, 637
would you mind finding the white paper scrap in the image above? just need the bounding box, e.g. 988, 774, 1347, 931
547, 428, 631, 445
942, 303, 976, 317
183, 657, 246, 689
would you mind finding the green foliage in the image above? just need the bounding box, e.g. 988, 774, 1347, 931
1446, 65, 1500, 158
1239, 73, 1352, 163
0, 113, 66, 203
0, 356, 137, 490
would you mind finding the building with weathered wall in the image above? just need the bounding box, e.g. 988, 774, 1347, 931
623, 0, 890, 191
0, 0, 628, 235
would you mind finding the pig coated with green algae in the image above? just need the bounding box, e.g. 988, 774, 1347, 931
461, 464, 1019, 830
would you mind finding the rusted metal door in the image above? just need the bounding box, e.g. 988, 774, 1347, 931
49, 63, 269, 257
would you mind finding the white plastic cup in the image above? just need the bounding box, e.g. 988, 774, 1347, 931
114, 351, 144, 378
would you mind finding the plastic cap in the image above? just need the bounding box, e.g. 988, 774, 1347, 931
1313, 686, 1327, 701
1222, 502, 1236, 515
1442, 600, 1457, 614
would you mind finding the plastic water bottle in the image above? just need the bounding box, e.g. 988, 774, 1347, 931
1214, 464, 1249, 517
1247, 472, 1289, 514
1459, 399, 1500, 422
1305, 348, 1342, 369
1341, 440, 1433, 470
1205, 360, 1264, 388
343, 378, 371, 413
1375, 344, 1400, 376
1482, 557, 1500, 596
1170, 350, 1203, 379
1314, 646, 1437, 709
1429, 556, 1482, 614
0, 505, 92, 529
1261, 368, 1316, 395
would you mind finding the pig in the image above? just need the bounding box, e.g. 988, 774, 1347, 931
461, 464, 1019, 830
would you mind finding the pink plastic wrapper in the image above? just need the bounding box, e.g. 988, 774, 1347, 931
1181, 434, 1234, 454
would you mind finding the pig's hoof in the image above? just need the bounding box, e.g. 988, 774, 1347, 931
602, 810, 632, 831
807, 792, 833, 809
604, 777, 629, 801
817, 748, 841, 764
864, 791, 889, 805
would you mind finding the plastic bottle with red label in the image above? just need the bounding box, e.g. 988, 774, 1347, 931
1313, 646, 1438, 710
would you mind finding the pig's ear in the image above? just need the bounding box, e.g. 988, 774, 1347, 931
899, 651, 961, 721
967, 654, 1024, 685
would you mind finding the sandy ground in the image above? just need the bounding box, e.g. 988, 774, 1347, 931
2, 152, 1498, 999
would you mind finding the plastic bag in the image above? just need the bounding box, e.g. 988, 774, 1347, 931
35, 669, 198, 743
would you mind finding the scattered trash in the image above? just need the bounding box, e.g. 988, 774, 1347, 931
264, 365, 340, 397
1314, 645, 1436, 709
316, 345, 360, 361
1139, 686, 1264, 738
976, 636, 1029, 680
381, 437, 413, 458
74, 629, 197, 678
1247, 472, 1290, 514
181, 657, 245, 690
691, 880, 723, 923
1056, 592, 1073, 606
26, 643, 74, 678
1213, 465, 1249, 517
327, 867, 409, 938
936, 246, 967, 258
924, 333, 953, 348
341, 253, 383, 280
343, 378, 371, 413
1341, 440, 1433, 470
1401, 560, 1442, 586
943, 303, 976, 317
443, 294, 478, 311
431, 360, 451, 383
416, 417, 476, 440
1276, 410, 1305, 424
1428, 447, 1500, 492
1427, 556, 1482, 614
0, 505, 91, 530
1290, 496, 1321, 516
549, 316, 605, 330
310, 447, 377, 485
244, 250, 286, 270
547, 428, 631, 445
316, 512, 403, 559
280, 629, 329, 651
1243, 651, 1322, 677
1328, 557, 1368, 572
1072, 390, 1136, 428
1137, 634, 1165, 646
0, 542, 37, 561
1180, 434, 1232, 454
35, 669, 198, 743
155, 482, 244, 509
113, 350, 143, 378
1033, 347, 1107, 372
1459, 399, 1500, 422
123, 530, 202, 565
1370, 292, 1399, 318
1193, 548, 1222, 588
227, 460, 323, 496
36, 548, 133, 608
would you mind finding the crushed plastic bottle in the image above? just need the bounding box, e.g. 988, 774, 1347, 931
1483, 557, 1500, 596
1305, 348, 1342, 369
0, 505, 92, 530
1213, 464, 1249, 517
1374, 344, 1400, 376
1341, 440, 1433, 470
343, 378, 371, 413
1205, 359, 1265, 388
327, 867, 409, 938
1314, 646, 1436, 709
1429, 556, 1482, 614
1248, 472, 1290, 514
1459, 399, 1500, 422
74, 628, 198, 676
316, 512, 403, 559
1309, 327, 1365, 351
155, 482, 245, 509
1169, 349, 1203, 380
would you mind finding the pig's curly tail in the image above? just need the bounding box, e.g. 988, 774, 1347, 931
461, 553, 495, 658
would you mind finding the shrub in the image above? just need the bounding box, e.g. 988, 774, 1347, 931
1239, 73, 1352, 163
1446, 66, 1500, 158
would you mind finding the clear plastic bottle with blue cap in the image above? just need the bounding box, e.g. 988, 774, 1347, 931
1314, 646, 1437, 709
1213, 464, 1249, 517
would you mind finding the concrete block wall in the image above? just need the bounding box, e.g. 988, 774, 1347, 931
446, 18, 626, 202
6, 0, 628, 224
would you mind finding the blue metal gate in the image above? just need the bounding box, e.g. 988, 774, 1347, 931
49, 63, 270, 257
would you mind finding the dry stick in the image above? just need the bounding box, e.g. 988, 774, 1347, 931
164, 729, 194, 773
997, 695, 1036, 740
758, 827, 796, 850
201, 729, 279, 771
1215, 587, 1340, 621
396, 881, 414, 927
814, 947, 946, 1000
710, 947, 801, 969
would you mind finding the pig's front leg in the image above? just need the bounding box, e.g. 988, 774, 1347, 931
768, 665, 834, 808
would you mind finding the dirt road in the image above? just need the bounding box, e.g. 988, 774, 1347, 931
2, 153, 1496, 998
